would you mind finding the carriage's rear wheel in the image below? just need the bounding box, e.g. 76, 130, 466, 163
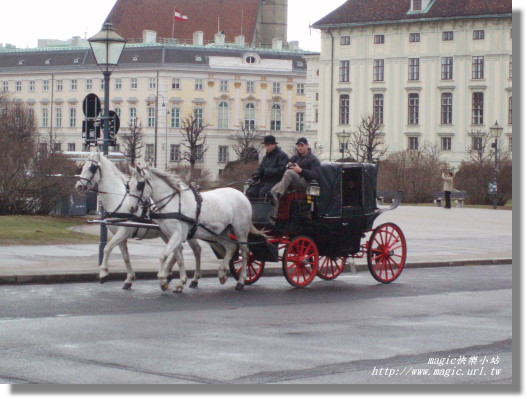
317, 256, 346, 280
367, 222, 407, 283
229, 253, 265, 285
282, 235, 319, 288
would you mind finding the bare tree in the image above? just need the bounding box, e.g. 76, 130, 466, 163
465, 129, 494, 165
230, 121, 262, 162
178, 113, 209, 170
120, 120, 145, 166
348, 114, 387, 163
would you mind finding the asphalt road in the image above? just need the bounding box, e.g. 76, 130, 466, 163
0, 264, 513, 385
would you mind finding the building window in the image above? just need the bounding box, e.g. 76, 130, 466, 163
408, 137, 419, 150
441, 57, 453, 80
218, 146, 229, 163
340, 36, 350, 45
296, 112, 305, 132
270, 104, 282, 130
509, 137, 512, 152
145, 144, 154, 161
508, 96, 512, 125
413, 0, 422, 11
408, 93, 419, 125
56, 108, 62, 127
272, 82, 281, 94
441, 93, 453, 125
472, 137, 483, 151
246, 81, 255, 93
29, 81, 35, 92
373, 59, 384, 81
71, 80, 77, 90
86, 79, 92, 90
409, 33, 420, 42
473, 30, 485, 40
339, 60, 350, 82
441, 137, 452, 151
374, 35, 384, 44
509, 55, 512, 78
195, 79, 203, 91
172, 78, 180, 89
15, 81, 22, 92
2, 81, 8, 92
196, 144, 204, 162
218, 102, 229, 129
170, 144, 181, 162
69, 108, 76, 127
194, 108, 203, 127
131, 78, 138, 89
147, 107, 155, 127
43, 80, 49, 91
67, 143, 76, 152
220, 80, 228, 91
129, 107, 137, 126
297, 84, 305, 95
472, 56, 484, 79
244, 103, 256, 130
100, 79, 105, 90
442, 31, 454, 41
56, 80, 63, 91
39, 143, 48, 157
373, 94, 384, 125
148, 78, 156, 90
171, 107, 180, 128
339, 94, 350, 125
115, 78, 122, 90
472, 92, 484, 125
408, 58, 420, 80
53, 143, 62, 153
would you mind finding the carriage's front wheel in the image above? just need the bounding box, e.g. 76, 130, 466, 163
282, 235, 319, 288
367, 222, 407, 283
317, 256, 346, 280
229, 253, 265, 285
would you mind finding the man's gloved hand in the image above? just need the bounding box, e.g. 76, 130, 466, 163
246, 178, 255, 186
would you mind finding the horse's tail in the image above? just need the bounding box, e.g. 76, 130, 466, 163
249, 223, 267, 238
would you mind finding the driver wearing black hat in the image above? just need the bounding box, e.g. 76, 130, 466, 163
245, 135, 289, 200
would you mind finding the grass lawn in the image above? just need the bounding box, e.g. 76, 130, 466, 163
0, 215, 98, 245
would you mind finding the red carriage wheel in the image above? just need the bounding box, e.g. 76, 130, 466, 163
317, 256, 346, 280
229, 253, 265, 285
282, 235, 319, 288
367, 222, 407, 283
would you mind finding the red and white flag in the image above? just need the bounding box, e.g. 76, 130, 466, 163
174, 9, 188, 21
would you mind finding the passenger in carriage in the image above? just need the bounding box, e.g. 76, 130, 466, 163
245, 135, 289, 201
269, 137, 321, 221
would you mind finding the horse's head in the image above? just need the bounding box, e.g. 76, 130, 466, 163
126, 166, 153, 215
75, 152, 102, 195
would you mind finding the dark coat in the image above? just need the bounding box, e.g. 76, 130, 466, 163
289, 149, 321, 181
253, 147, 289, 185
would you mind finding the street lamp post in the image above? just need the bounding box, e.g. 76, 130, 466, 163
88, 22, 126, 265
489, 121, 503, 210
336, 130, 351, 161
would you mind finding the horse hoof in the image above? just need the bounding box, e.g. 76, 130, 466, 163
99, 276, 109, 284
235, 282, 244, 291
122, 283, 132, 290
173, 286, 184, 293
160, 282, 169, 291
189, 281, 198, 289
219, 276, 227, 285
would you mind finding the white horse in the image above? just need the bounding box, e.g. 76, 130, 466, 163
75, 152, 202, 290
126, 166, 263, 292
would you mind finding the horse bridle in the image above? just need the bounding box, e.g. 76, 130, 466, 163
76, 161, 101, 191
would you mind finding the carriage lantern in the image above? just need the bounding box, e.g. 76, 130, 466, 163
306, 180, 320, 197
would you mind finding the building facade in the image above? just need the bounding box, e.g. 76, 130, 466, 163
0, 34, 313, 180
312, 0, 513, 165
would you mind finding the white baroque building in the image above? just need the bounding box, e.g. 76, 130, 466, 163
311, 0, 513, 165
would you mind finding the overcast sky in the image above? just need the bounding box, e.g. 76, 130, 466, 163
0, 0, 347, 51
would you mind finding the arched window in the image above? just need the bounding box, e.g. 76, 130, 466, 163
244, 103, 256, 130
270, 103, 281, 131
218, 101, 229, 129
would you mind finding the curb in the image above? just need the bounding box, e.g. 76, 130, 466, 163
0, 259, 512, 285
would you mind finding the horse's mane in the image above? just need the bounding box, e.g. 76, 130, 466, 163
90, 153, 129, 183
148, 167, 184, 191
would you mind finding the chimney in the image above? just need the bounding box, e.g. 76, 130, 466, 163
193, 31, 204, 46
288, 41, 299, 50
214, 33, 225, 45
235, 35, 245, 47
272, 38, 283, 50
142, 30, 157, 44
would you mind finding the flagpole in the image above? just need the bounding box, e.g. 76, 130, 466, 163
171, 1, 176, 41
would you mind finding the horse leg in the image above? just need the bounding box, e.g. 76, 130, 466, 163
158, 231, 185, 291
218, 241, 237, 286
169, 246, 188, 293
99, 228, 129, 283
118, 240, 135, 290
188, 238, 202, 289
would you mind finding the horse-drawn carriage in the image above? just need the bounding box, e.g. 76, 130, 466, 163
229, 162, 407, 288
